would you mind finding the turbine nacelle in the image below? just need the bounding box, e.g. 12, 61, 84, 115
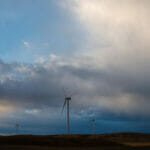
90, 119, 95, 122
65, 97, 71, 101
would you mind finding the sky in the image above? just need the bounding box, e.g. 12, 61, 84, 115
0, 0, 150, 135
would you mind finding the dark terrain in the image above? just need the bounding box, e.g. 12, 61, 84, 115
0, 133, 149, 150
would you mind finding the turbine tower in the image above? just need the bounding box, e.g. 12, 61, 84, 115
62, 96, 71, 135
90, 119, 95, 135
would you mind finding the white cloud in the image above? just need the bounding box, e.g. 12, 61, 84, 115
62, 0, 150, 72
49, 54, 57, 61
23, 41, 30, 48
25, 109, 41, 115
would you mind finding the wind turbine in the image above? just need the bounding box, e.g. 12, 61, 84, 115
15, 123, 19, 135
62, 88, 76, 135
90, 119, 95, 135
62, 96, 71, 135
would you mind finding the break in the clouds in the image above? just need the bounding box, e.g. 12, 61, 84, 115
0, 0, 150, 134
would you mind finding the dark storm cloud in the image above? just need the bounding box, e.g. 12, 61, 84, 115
0, 62, 62, 106
0, 60, 116, 108
0, 57, 149, 120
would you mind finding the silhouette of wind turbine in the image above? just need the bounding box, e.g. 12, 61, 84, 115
15, 123, 19, 135
62, 88, 76, 135
90, 119, 95, 135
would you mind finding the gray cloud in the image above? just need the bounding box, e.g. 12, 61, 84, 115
0, 56, 149, 119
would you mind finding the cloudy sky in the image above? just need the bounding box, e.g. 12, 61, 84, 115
0, 0, 150, 134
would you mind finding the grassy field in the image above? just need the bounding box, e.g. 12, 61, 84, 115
0, 133, 149, 150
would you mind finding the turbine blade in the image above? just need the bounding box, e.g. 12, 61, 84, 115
62, 100, 67, 113
62, 88, 67, 98
70, 91, 77, 97
69, 88, 78, 97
